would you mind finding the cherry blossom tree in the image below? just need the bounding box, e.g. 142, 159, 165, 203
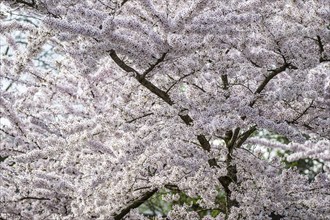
1, 0, 329, 219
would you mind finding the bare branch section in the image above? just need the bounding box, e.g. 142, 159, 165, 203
114, 189, 158, 220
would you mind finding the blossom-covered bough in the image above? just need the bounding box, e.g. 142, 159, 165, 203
0, 0, 329, 219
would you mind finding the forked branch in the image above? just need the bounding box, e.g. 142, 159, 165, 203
109, 50, 212, 153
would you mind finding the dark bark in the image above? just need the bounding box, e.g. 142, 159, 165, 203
114, 189, 158, 220
269, 212, 284, 220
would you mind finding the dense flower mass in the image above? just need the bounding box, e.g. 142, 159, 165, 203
0, 0, 329, 219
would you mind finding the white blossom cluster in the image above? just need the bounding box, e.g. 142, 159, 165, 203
0, 0, 329, 219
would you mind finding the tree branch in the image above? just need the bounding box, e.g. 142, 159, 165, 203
126, 112, 154, 123
121, 0, 129, 7
191, 83, 206, 93
166, 71, 195, 94
316, 36, 329, 63
250, 62, 297, 108
254, 63, 289, 95
109, 50, 173, 105
18, 196, 50, 201
135, 74, 174, 105
109, 50, 138, 73
197, 134, 211, 151
235, 126, 257, 148
288, 100, 314, 124
221, 74, 229, 90
142, 52, 167, 77
13, 0, 36, 8
228, 128, 240, 150
109, 50, 212, 153
114, 189, 158, 220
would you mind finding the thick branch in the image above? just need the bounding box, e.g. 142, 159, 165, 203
110, 50, 173, 105
227, 127, 240, 150
219, 155, 238, 218
178, 114, 193, 125
197, 134, 211, 151
109, 50, 137, 73
219, 126, 257, 218
270, 212, 285, 220
221, 74, 229, 90
235, 126, 257, 148
121, 0, 129, 6
316, 36, 329, 63
254, 63, 289, 95
135, 74, 173, 105
114, 189, 158, 220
